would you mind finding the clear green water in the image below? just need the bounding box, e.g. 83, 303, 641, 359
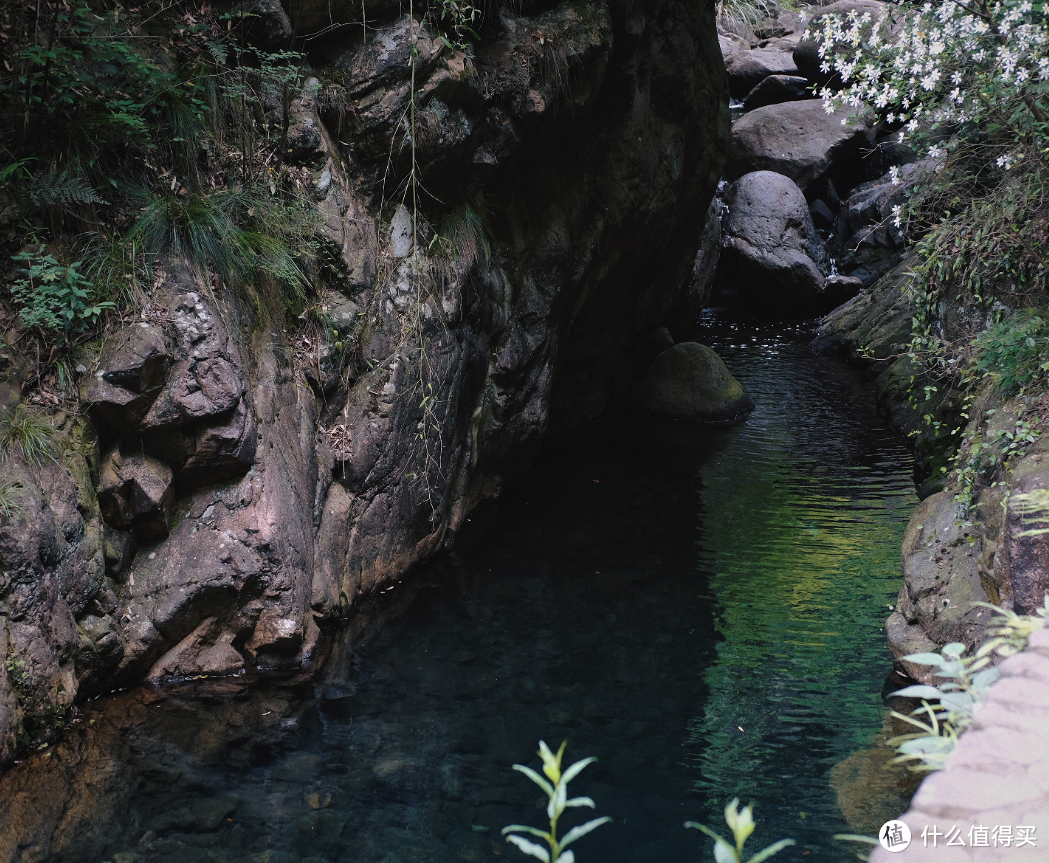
0, 312, 919, 863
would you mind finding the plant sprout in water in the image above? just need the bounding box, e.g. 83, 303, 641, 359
686, 798, 795, 863
502, 741, 611, 863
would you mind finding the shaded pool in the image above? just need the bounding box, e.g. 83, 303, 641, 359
0, 311, 919, 863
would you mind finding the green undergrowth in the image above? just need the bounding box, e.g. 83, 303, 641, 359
0, 0, 323, 381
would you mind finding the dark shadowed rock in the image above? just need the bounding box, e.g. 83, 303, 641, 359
839, 160, 927, 251
97, 446, 175, 540
684, 197, 723, 319
283, 0, 400, 37
81, 324, 171, 428
635, 343, 753, 421
719, 170, 828, 306
234, 0, 292, 48
727, 99, 875, 196
742, 74, 814, 111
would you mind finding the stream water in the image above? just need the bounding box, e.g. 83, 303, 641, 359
0, 311, 920, 863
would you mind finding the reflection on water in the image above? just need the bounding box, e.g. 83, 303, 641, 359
684, 316, 919, 849
0, 312, 918, 863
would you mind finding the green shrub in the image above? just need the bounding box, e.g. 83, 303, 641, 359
9, 251, 115, 335
888, 597, 1049, 771
970, 310, 1049, 398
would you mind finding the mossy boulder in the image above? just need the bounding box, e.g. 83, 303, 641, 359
635, 342, 754, 422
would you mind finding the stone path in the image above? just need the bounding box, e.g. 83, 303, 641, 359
870, 627, 1049, 861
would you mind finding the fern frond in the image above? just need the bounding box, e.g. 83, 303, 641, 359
27, 170, 105, 209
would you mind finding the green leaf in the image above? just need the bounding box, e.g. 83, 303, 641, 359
834, 834, 878, 846
713, 837, 739, 863
561, 757, 596, 786
745, 839, 796, 863
902, 652, 950, 666
503, 825, 551, 840
512, 764, 554, 798
892, 684, 944, 700
505, 835, 551, 862
559, 816, 612, 849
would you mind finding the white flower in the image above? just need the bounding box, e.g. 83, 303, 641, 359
889, 165, 901, 185
892, 204, 903, 229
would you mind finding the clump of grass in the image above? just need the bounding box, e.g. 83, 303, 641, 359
126, 184, 319, 315
0, 407, 56, 465
0, 480, 24, 520
429, 194, 490, 284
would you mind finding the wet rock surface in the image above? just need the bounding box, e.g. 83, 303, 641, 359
716, 0, 914, 306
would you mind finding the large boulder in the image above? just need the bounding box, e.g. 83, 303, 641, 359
889, 490, 994, 682
718, 170, 828, 306
727, 99, 876, 197
725, 45, 799, 99
0, 0, 732, 773
635, 342, 754, 421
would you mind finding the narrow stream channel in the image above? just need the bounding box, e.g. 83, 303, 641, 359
0, 311, 919, 863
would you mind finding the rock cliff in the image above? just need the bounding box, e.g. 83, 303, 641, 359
0, 0, 728, 764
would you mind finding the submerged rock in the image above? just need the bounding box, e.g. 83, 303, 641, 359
635, 343, 754, 422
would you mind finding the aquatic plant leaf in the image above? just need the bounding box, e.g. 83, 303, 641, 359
513, 764, 554, 797
503, 825, 550, 840
565, 796, 596, 809
560, 816, 612, 849
553, 851, 574, 863
745, 838, 796, 863
505, 835, 551, 862
561, 756, 596, 786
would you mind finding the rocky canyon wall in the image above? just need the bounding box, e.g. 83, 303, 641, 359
0, 0, 729, 765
